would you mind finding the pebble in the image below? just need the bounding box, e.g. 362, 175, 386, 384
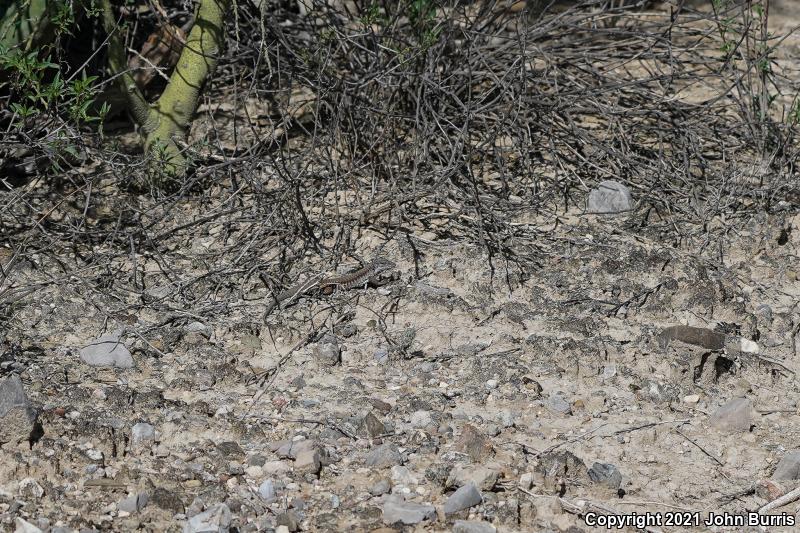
131, 423, 156, 448
446, 465, 499, 491
370, 478, 391, 496
117, 492, 149, 513
151, 487, 185, 513
683, 394, 700, 404
14, 518, 43, 533
587, 180, 634, 214
455, 425, 493, 462
772, 450, 800, 480
518, 472, 533, 490
373, 347, 389, 364
183, 503, 231, 533
276, 510, 300, 532
485, 379, 498, 390
382, 495, 436, 525
294, 447, 322, 474
362, 411, 386, 437
258, 479, 276, 502
453, 520, 497, 533
79, 329, 134, 368
444, 482, 483, 515
545, 393, 572, 416
588, 462, 622, 489
0, 374, 38, 443
18, 478, 44, 498
410, 410, 433, 428
709, 397, 754, 433
365, 443, 403, 468
312, 334, 341, 366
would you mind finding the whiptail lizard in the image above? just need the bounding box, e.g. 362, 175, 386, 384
263, 257, 397, 318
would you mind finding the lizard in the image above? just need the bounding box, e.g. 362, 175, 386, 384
263, 257, 397, 318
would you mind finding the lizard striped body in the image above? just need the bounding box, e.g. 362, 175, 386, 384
264, 257, 396, 317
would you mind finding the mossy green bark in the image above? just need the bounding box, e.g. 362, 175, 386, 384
102, 0, 231, 178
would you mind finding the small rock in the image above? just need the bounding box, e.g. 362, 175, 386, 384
518, 472, 533, 490
151, 487, 185, 513
18, 478, 44, 498
410, 410, 433, 428
294, 447, 322, 475
79, 329, 134, 368
312, 334, 341, 366
118, 492, 149, 513
14, 518, 43, 533
446, 465, 499, 491
736, 337, 760, 354
215, 441, 244, 458
587, 180, 634, 214
184, 503, 231, 533
756, 478, 786, 501
455, 425, 493, 462
185, 321, 211, 338
382, 496, 436, 525
772, 450, 800, 480
362, 411, 386, 437
262, 460, 291, 476
755, 304, 773, 324
365, 443, 403, 468
132, 422, 156, 448
545, 393, 572, 416
709, 397, 754, 433
258, 479, 277, 502
485, 379, 498, 390
370, 478, 391, 496
453, 520, 497, 533
683, 394, 700, 404
601, 364, 617, 380
521, 376, 543, 396
444, 482, 483, 515
275, 527, 290, 533
373, 347, 389, 364
588, 462, 622, 489
0, 375, 38, 443
275, 511, 300, 532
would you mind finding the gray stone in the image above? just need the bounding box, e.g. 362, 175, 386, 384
14, 518, 43, 533
118, 492, 149, 513
444, 482, 483, 515
382, 496, 436, 525
362, 411, 386, 437
151, 487, 184, 513
370, 478, 391, 496
79, 330, 134, 368
446, 465, 499, 491
587, 180, 634, 214
755, 304, 773, 324
365, 443, 403, 468
294, 447, 322, 474
275, 511, 300, 532
312, 334, 340, 366
132, 423, 156, 447
772, 450, 800, 480
545, 393, 572, 416
588, 462, 622, 489
0, 375, 37, 443
184, 503, 231, 533
410, 410, 433, 428
453, 520, 497, 533
709, 397, 754, 433
373, 347, 389, 364
258, 479, 276, 502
